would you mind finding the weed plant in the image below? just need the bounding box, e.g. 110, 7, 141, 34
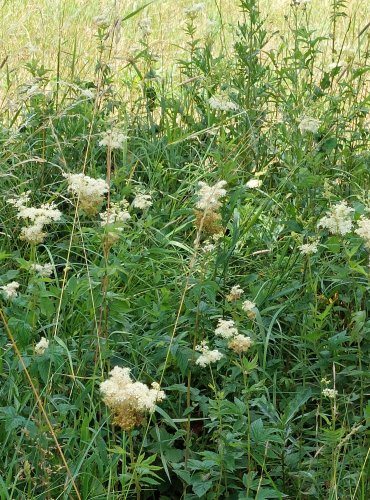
0, 1, 369, 499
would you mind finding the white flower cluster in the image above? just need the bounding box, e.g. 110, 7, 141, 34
100, 366, 165, 430
318, 201, 354, 235
138, 17, 152, 36
246, 179, 262, 189
64, 173, 109, 215
242, 300, 256, 312
184, 3, 204, 19
196, 180, 227, 212
292, 0, 312, 6
298, 117, 321, 134
99, 128, 127, 149
202, 241, 216, 253
215, 319, 238, 339
228, 334, 253, 354
132, 193, 153, 210
8, 194, 62, 245
355, 216, 370, 248
209, 95, 238, 112
322, 388, 338, 399
8, 191, 30, 209
226, 285, 244, 302
0, 281, 20, 300
35, 337, 49, 355
201, 232, 223, 253
242, 299, 257, 319
30, 263, 54, 277
195, 341, 223, 367
214, 318, 253, 354
100, 200, 131, 227
93, 11, 111, 27
299, 241, 319, 255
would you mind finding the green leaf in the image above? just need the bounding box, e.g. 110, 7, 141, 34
154, 406, 178, 430
173, 469, 191, 485
256, 487, 286, 499
121, 2, 154, 23
251, 396, 280, 424
282, 387, 312, 424
326, 236, 341, 254
250, 418, 268, 443
0, 252, 11, 261
192, 479, 213, 497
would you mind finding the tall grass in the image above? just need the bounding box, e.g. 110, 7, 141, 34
0, 0, 369, 498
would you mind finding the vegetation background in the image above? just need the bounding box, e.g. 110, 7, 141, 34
0, 0, 369, 499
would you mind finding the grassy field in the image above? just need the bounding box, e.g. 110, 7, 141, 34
0, 0, 369, 499
1, 0, 369, 80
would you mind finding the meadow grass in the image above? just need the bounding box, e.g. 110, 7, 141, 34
0, 0, 369, 499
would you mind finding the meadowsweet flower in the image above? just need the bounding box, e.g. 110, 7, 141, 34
242, 299, 257, 319
299, 241, 319, 255
246, 179, 262, 189
64, 173, 109, 215
100, 367, 165, 431
195, 341, 223, 367
355, 216, 370, 248
226, 285, 244, 302
242, 300, 256, 312
1, 281, 20, 299
318, 201, 354, 235
35, 337, 49, 355
7, 191, 31, 209
208, 96, 238, 112
7, 195, 62, 244
202, 241, 216, 253
99, 128, 127, 149
16, 203, 62, 225
30, 263, 54, 277
20, 224, 46, 245
228, 334, 253, 354
132, 193, 153, 210
215, 319, 238, 339
100, 200, 131, 227
184, 3, 204, 19
93, 12, 111, 27
196, 180, 227, 212
138, 17, 152, 36
292, 0, 312, 6
206, 17, 218, 31
298, 117, 321, 134
194, 210, 223, 236
24, 42, 40, 55
322, 388, 338, 399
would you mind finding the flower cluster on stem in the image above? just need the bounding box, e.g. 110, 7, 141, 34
100, 367, 165, 431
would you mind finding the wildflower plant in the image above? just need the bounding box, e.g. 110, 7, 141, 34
64, 173, 109, 215
195, 341, 223, 367
7, 194, 62, 245
0, 1, 369, 499
100, 367, 165, 431
317, 201, 355, 235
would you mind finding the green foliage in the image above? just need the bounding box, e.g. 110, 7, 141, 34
0, 1, 369, 499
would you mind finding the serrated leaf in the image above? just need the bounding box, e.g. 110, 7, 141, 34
193, 479, 213, 497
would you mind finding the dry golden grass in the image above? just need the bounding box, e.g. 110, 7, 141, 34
0, 0, 369, 85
